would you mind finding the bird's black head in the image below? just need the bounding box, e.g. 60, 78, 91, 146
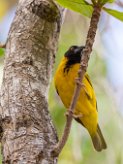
64, 45, 84, 73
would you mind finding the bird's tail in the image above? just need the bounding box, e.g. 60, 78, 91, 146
91, 124, 107, 151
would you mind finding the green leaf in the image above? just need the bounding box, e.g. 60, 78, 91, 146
0, 48, 4, 57
107, 0, 114, 2
103, 7, 123, 22
102, 0, 115, 3
100, 0, 115, 5
55, 0, 93, 18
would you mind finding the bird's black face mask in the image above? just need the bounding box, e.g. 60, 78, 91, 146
64, 45, 84, 73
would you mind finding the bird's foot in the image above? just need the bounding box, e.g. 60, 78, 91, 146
65, 111, 72, 117
75, 78, 85, 87
72, 114, 83, 119
65, 111, 83, 119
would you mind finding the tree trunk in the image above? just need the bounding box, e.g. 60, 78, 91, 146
0, 0, 64, 163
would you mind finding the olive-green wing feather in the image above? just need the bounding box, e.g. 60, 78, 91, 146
85, 73, 93, 88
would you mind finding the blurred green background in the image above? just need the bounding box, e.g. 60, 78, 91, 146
1, 0, 123, 164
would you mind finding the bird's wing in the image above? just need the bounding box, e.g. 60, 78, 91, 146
85, 73, 93, 88
82, 73, 93, 100
85, 73, 98, 111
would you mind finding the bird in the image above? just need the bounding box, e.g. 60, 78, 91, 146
54, 45, 107, 151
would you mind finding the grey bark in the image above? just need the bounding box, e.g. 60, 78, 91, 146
0, 0, 64, 163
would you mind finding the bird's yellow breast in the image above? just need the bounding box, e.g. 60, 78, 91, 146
54, 57, 98, 135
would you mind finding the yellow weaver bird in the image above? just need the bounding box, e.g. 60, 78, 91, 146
54, 45, 107, 151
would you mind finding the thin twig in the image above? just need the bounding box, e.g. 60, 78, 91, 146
52, 5, 101, 157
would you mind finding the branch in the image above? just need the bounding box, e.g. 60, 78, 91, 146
52, 5, 101, 156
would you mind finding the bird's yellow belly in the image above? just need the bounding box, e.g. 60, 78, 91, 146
56, 75, 93, 115
54, 62, 98, 135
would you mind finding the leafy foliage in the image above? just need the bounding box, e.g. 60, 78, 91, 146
103, 7, 123, 21
55, 0, 93, 17
100, 0, 115, 5
55, 0, 123, 22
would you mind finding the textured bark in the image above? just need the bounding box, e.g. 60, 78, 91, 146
0, 0, 64, 163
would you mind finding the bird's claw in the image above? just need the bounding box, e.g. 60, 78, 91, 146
75, 78, 85, 87
65, 111, 72, 117
65, 111, 83, 119
72, 114, 83, 119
